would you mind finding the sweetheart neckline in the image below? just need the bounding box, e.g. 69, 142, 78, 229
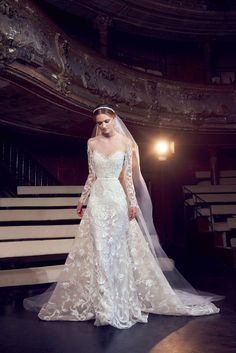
92, 150, 126, 158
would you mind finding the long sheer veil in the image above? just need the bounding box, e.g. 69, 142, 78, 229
94, 114, 223, 305
24, 111, 223, 313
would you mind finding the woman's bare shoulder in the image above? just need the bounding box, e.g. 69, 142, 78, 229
121, 136, 138, 154
121, 135, 134, 150
87, 137, 97, 149
117, 133, 132, 145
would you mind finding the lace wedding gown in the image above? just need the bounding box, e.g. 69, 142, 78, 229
33, 145, 219, 329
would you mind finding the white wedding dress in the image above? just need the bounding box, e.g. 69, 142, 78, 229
34, 145, 219, 329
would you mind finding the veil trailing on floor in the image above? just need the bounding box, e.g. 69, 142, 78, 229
93, 110, 223, 306
24, 108, 223, 313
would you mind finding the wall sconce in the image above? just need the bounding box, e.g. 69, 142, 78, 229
154, 139, 175, 161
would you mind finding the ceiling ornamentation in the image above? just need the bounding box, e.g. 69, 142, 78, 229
41, 0, 236, 40
1, 0, 236, 137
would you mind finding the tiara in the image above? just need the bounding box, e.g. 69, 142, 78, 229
93, 106, 116, 114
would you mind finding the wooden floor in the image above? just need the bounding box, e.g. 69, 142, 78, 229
0, 261, 235, 353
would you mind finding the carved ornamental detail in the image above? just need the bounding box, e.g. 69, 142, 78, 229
1, 0, 236, 133
0, 34, 17, 67
54, 33, 71, 95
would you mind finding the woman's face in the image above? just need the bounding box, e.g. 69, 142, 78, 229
95, 113, 115, 135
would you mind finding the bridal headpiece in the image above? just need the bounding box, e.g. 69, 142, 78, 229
93, 106, 116, 115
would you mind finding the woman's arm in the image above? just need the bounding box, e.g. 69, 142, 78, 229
124, 144, 138, 219
77, 140, 96, 216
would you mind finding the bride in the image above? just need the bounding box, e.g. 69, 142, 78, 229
24, 105, 222, 329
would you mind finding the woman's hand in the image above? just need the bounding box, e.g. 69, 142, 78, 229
128, 206, 137, 220
76, 202, 84, 218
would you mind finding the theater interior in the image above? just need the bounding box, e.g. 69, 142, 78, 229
0, 1, 236, 352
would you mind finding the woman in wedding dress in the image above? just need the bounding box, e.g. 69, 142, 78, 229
24, 105, 222, 329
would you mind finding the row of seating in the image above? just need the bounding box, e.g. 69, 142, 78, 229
0, 186, 84, 287
195, 170, 236, 185
2, 174, 236, 287
183, 179, 236, 248
0, 184, 176, 288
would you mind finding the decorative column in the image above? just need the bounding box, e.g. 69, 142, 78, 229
94, 14, 112, 57
208, 147, 219, 185
203, 40, 212, 84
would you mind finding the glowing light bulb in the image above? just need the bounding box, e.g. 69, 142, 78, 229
155, 141, 169, 154
154, 139, 175, 161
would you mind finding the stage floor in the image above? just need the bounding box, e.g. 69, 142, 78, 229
0, 267, 235, 353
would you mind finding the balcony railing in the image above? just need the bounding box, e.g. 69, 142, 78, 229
0, 139, 59, 196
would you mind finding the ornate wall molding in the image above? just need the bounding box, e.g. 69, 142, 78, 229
54, 32, 71, 95
1, 0, 236, 134
41, 0, 236, 40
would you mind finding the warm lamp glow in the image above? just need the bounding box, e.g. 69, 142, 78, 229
155, 141, 169, 154
154, 139, 175, 160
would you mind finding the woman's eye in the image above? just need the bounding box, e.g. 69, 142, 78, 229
97, 119, 111, 126
97, 120, 110, 125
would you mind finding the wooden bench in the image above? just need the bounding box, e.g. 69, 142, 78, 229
182, 179, 236, 266
183, 184, 236, 195
0, 209, 80, 222
194, 194, 236, 204
17, 185, 84, 195
227, 217, 236, 231
184, 193, 236, 208
183, 184, 236, 211
183, 185, 236, 207
195, 170, 236, 179
196, 205, 236, 232
0, 197, 80, 208
183, 184, 236, 251
183, 186, 236, 217
198, 178, 236, 185
197, 204, 236, 217
195, 171, 236, 187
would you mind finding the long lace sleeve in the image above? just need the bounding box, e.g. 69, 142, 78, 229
78, 143, 96, 204
124, 146, 138, 208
